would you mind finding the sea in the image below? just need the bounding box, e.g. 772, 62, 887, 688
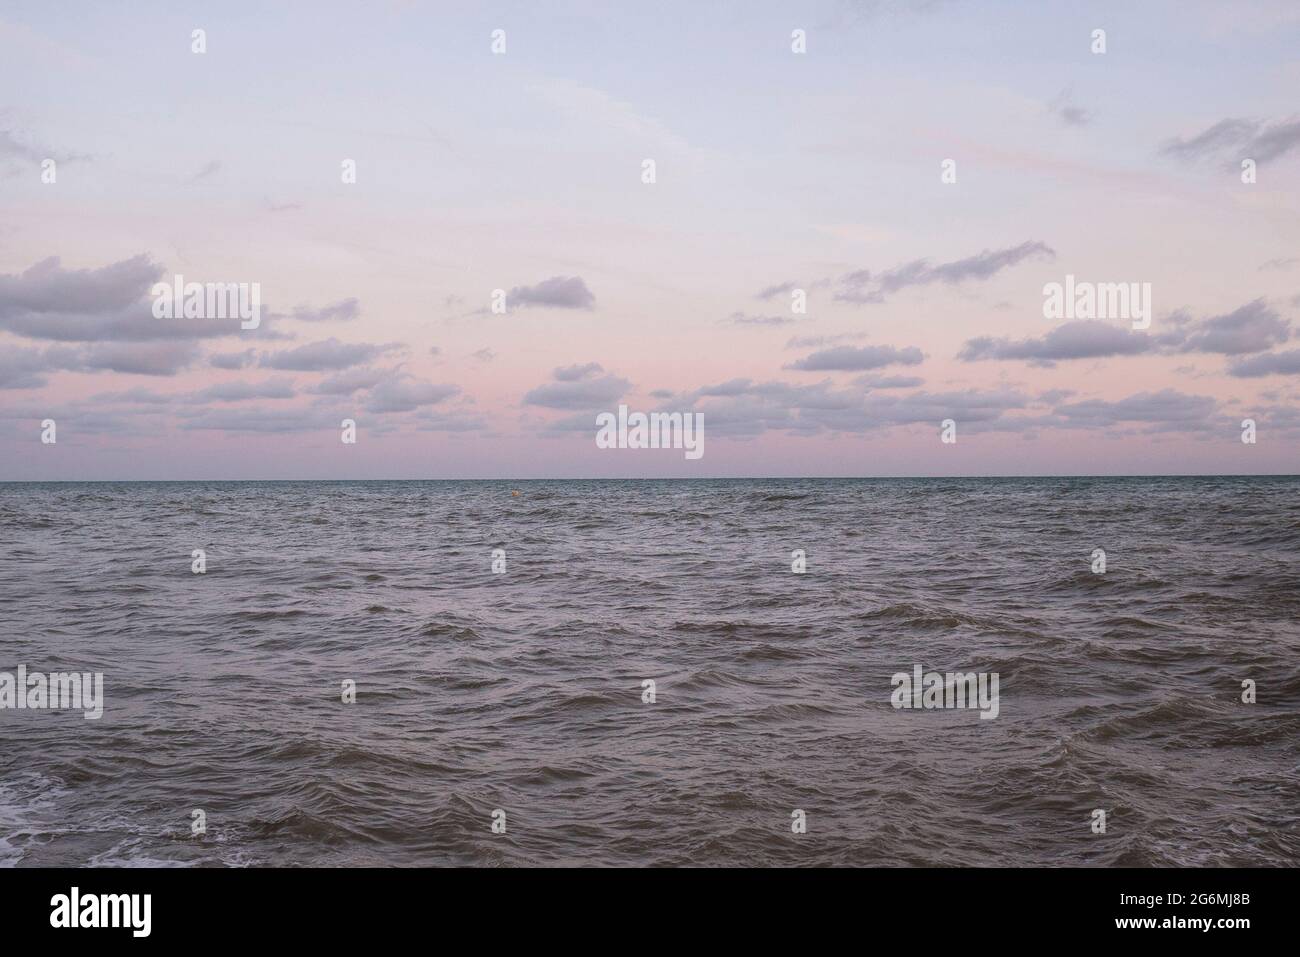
1, 477, 1297, 866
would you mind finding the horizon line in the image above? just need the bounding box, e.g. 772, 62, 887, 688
3, 473, 1298, 484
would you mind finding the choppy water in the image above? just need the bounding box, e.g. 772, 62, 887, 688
0, 477, 1297, 867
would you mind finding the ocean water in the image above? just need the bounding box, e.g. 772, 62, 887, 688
0, 477, 1297, 867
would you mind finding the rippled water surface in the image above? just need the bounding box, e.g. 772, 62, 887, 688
1, 478, 1297, 866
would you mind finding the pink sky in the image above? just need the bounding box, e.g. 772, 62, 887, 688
2, 1, 1299, 478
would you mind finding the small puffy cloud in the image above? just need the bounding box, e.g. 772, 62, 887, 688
507, 276, 595, 310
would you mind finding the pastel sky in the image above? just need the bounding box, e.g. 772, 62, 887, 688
2, 0, 1299, 479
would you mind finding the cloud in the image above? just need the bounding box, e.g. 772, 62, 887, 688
756, 280, 799, 301
960, 301, 1288, 365
834, 241, 1055, 304
1159, 118, 1260, 161
785, 332, 869, 350
681, 379, 1027, 437
553, 362, 604, 381
1052, 389, 1219, 430
0, 345, 72, 389
1227, 349, 1300, 377
0, 338, 199, 387
1049, 90, 1092, 127
0, 129, 88, 166
471, 348, 496, 362
1246, 118, 1300, 162
313, 367, 390, 395
1168, 299, 1288, 355
787, 344, 924, 371
260, 338, 400, 371
78, 341, 200, 376
523, 365, 630, 409
0, 255, 161, 318
1159, 117, 1300, 164
725, 312, 798, 326
364, 376, 460, 413
0, 255, 263, 342
191, 160, 221, 181
959, 321, 1153, 365
187, 378, 295, 402
209, 349, 255, 369
179, 409, 329, 433
857, 374, 925, 389
507, 276, 595, 310
274, 298, 360, 323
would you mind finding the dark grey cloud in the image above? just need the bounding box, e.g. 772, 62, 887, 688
834, 241, 1055, 304
1227, 349, 1300, 377
787, 344, 924, 371
471, 348, 496, 362
260, 338, 400, 371
508, 276, 595, 310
